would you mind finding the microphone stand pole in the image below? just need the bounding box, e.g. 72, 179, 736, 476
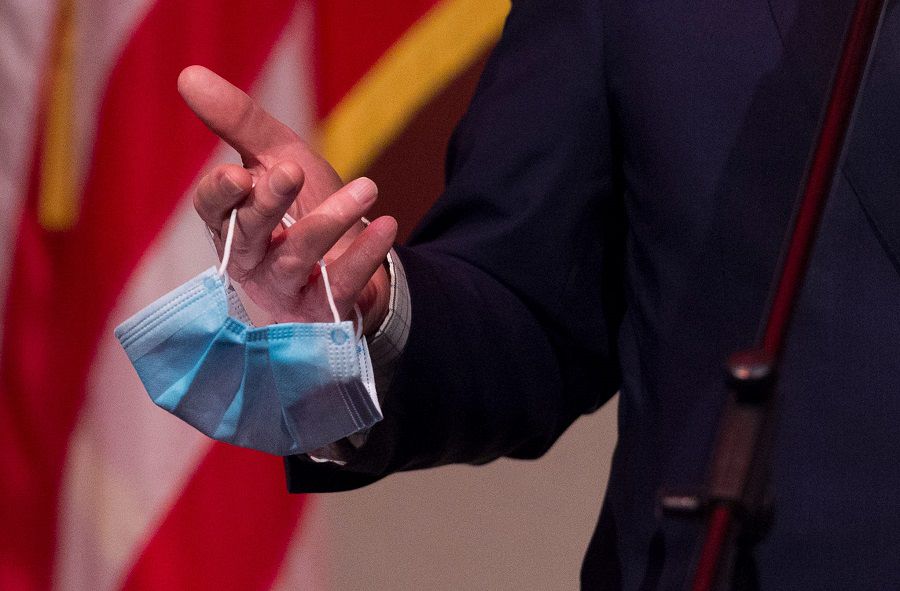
659, 1, 888, 589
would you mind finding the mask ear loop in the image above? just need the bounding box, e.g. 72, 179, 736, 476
217, 209, 238, 289
281, 212, 354, 332
224, 209, 362, 333
353, 305, 364, 341
317, 260, 342, 325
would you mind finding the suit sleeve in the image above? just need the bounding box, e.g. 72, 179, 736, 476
285, 0, 624, 492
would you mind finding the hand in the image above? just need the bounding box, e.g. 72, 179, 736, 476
177, 66, 397, 332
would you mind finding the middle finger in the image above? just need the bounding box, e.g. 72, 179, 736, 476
264, 176, 378, 293
227, 160, 304, 279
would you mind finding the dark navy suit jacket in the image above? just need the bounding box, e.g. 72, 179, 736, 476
286, 1, 900, 588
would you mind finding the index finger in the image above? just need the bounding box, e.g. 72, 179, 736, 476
177, 65, 297, 162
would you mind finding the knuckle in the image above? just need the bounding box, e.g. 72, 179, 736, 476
322, 194, 361, 224
325, 200, 351, 221
193, 196, 218, 230
230, 229, 264, 262
229, 241, 256, 262
272, 254, 311, 284
294, 229, 321, 258
195, 176, 215, 206
353, 239, 382, 271
192, 190, 207, 215
235, 99, 258, 132
195, 170, 241, 220
226, 262, 253, 284
248, 196, 282, 223
329, 276, 354, 306
358, 239, 379, 262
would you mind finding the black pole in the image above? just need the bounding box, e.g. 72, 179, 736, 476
659, 1, 889, 589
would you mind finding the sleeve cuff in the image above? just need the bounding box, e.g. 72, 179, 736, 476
367, 249, 411, 389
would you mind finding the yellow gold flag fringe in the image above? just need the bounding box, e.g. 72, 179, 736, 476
319, 0, 509, 180
39, 0, 78, 230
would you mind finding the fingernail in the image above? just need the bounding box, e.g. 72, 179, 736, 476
346, 177, 377, 205
269, 163, 302, 196
222, 173, 245, 196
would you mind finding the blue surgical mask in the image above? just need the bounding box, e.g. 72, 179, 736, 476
114, 210, 382, 456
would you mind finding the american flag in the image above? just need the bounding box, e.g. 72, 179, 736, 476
0, 1, 507, 589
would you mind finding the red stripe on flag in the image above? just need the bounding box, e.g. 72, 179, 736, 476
314, 0, 439, 116
119, 446, 307, 591
0, 128, 58, 590
0, 1, 301, 589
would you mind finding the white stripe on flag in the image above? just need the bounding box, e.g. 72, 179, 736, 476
0, 0, 56, 357
53, 191, 218, 591
72, 0, 156, 194
55, 4, 319, 589
271, 498, 331, 591
0, 0, 155, 359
